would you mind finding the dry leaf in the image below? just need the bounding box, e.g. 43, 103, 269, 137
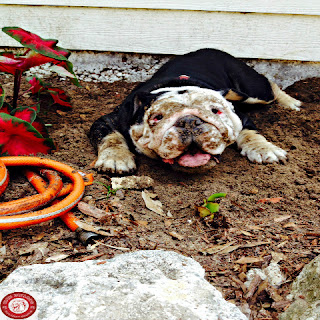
18, 242, 48, 256
283, 222, 298, 229
241, 230, 254, 237
142, 190, 164, 216
164, 220, 173, 227
78, 201, 109, 219
33, 232, 46, 241
274, 215, 292, 223
248, 225, 264, 231
76, 221, 114, 236
202, 241, 238, 255
258, 197, 283, 204
56, 110, 67, 117
168, 231, 184, 240
235, 257, 264, 264
242, 241, 271, 248
0, 245, 6, 257
270, 251, 287, 262
136, 220, 148, 227
45, 253, 70, 263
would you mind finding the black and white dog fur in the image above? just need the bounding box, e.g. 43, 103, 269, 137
90, 49, 301, 174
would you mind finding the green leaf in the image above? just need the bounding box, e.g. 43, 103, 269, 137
207, 193, 226, 202
205, 202, 220, 213
198, 206, 211, 218
0, 84, 4, 109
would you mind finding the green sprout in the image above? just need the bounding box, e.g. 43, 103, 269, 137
198, 192, 226, 219
94, 181, 119, 199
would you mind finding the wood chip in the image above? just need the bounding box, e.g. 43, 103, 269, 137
111, 176, 154, 189
271, 300, 291, 310
258, 197, 283, 204
245, 274, 263, 300
230, 275, 247, 293
265, 285, 283, 302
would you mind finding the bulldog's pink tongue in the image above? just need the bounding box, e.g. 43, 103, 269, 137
178, 151, 211, 167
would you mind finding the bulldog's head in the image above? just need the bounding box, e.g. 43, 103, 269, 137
129, 86, 243, 171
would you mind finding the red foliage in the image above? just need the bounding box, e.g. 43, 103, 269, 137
2, 27, 70, 60
0, 114, 51, 156
28, 77, 45, 94
48, 88, 72, 108
28, 77, 72, 108
0, 53, 21, 75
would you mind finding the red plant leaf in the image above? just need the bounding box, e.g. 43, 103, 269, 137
0, 113, 54, 156
0, 102, 13, 115
48, 88, 72, 108
28, 76, 46, 94
32, 118, 49, 138
2, 27, 70, 61
11, 106, 38, 123
0, 53, 21, 74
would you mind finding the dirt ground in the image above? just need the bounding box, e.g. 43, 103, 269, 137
0, 74, 319, 319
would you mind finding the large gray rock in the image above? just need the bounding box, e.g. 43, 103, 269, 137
280, 255, 320, 320
0, 250, 247, 320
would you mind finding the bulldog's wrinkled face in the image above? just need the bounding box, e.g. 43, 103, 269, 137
129, 86, 243, 169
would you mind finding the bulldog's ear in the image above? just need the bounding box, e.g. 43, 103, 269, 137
133, 91, 160, 112
134, 92, 157, 109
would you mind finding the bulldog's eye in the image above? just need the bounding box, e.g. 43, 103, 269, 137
149, 114, 163, 125
211, 108, 223, 115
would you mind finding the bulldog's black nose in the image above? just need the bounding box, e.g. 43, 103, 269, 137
175, 115, 203, 129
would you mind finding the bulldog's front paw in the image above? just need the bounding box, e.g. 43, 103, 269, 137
237, 129, 287, 163
95, 131, 136, 174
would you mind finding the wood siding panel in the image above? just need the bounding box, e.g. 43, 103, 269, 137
1, 0, 320, 15
0, 4, 319, 61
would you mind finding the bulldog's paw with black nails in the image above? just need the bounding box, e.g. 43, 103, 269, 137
95, 131, 136, 174
95, 148, 136, 174
237, 129, 287, 164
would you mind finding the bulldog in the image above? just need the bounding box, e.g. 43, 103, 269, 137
89, 48, 301, 174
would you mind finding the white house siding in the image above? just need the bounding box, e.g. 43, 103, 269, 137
0, 1, 319, 62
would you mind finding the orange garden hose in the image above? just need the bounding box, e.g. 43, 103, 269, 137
0, 169, 63, 215
0, 156, 93, 231
24, 169, 82, 231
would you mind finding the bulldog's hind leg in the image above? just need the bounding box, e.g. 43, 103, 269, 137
95, 131, 136, 174
271, 82, 302, 111
237, 129, 287, 163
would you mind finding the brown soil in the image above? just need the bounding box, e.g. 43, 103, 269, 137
0, 74, 319, 319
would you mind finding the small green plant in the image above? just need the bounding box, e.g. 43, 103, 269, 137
95, 181, 120, 199
197, 192, 226, 219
